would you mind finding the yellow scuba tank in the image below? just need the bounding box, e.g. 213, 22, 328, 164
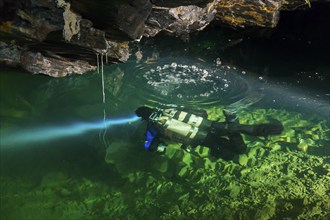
155, 108, 210, 144
162, 109, 207, 128
163, 118, 199, 139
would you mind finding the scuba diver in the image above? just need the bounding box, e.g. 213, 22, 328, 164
135, 106, 284, 160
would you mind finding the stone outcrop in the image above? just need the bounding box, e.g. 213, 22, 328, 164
0, 0, 326, 77
20, 50, 96, 77
150, 0, 318, 28
215, 0, 282, 28
0, 0, 151, 77
144, 3, 216, 40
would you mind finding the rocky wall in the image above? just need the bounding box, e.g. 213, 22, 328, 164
0, 0, 327, 76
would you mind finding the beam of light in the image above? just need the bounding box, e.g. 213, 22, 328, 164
0, 115, 140, 147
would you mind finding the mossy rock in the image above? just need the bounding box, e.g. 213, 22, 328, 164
238, 154, 249, 166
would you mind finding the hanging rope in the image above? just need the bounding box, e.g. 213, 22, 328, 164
99, 53, 108, 147
101, 53, 106, 104
96, 53, 99, 74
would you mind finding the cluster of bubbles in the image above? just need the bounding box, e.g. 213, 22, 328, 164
145, 63, 223, 97
142, 58, 251, 104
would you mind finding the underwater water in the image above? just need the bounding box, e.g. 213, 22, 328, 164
1, 10, 330, 220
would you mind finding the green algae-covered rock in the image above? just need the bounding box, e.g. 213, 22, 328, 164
194, 145, 210, 157
203, 158, 216, 170
182, 152, 193, 166
228, 183, 241, 198
165, 145, 179, 159
178, 166, 189, 177
157, 160, 169, 173
255, 203, 276, 220
238, 154, 249, 166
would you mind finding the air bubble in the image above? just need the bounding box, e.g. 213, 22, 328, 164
216, 58, 221, 66
171, 62, 177, 68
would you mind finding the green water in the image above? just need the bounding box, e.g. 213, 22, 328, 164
1, 25, 330, 219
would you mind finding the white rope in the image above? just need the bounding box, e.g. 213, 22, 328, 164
96, 53, 99, 74
100, 53, 108, 146
101, 54, 105, 104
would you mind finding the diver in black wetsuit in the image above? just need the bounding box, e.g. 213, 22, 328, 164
135, 106, 283, 160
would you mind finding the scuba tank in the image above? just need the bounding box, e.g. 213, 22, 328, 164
150, 108, 210, 145
163, 118, 199, 139
162, 109, 211, 129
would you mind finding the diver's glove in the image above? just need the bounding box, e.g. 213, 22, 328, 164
156, 143, 167, 154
